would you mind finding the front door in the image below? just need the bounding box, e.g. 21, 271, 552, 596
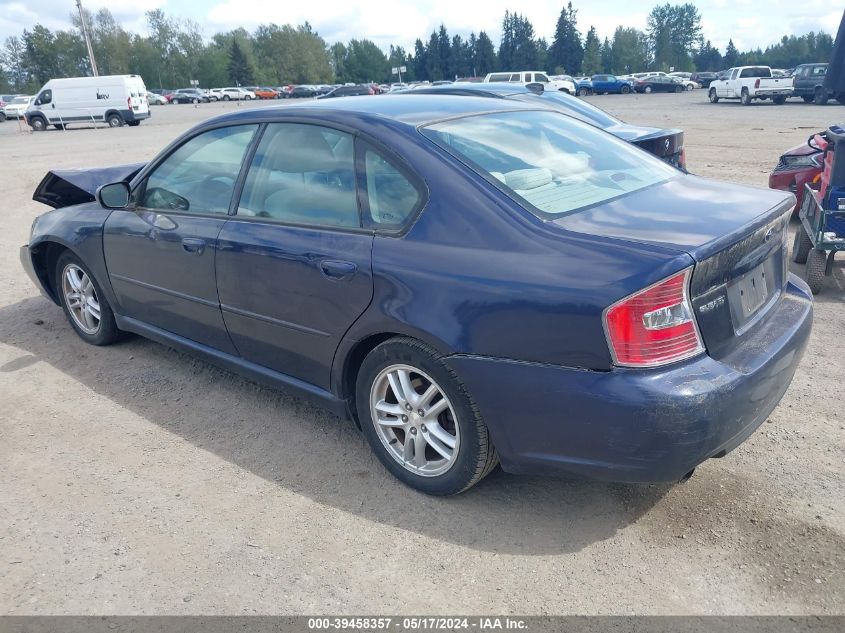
103, 124, 259, 353
215, 122, 375, 389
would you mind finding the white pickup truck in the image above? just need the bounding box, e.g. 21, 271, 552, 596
708, 66, 793, 105
484, 71, 576, 95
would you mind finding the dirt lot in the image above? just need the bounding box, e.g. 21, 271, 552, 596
0, 92, 843, 615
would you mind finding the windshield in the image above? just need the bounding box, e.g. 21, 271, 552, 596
422, 110, 677, 218
509, 91, 620, 129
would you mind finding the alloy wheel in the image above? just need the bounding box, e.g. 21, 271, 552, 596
61, 264, 101, 334
369, 364, 460, 477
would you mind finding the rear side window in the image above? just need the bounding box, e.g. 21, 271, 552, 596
138, 125, 257, 214
812, 65, 827, 76
237, 123, 360, 229
488, 74, 509, 82
363, 148, 423, 229
510, 74, 521, 82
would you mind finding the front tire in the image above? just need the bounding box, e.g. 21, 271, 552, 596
674, 84, 683, 93
578, 87, 590, 96
55, 251, 122, 345
223, 95, 230, 101
709, 88, 719, 103
685, 83, 694, 91
644, 86, 652, 94
30, 116, 47, 131
356, 338, 498, 495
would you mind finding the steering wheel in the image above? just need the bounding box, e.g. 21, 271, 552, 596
808, 132, 827, 151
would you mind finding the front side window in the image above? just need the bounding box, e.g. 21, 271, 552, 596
422, 110, 677, 219
237, 123, 359, 228
138, 125, 257, 214
363, 149, 423, 228
38, 90, 52, 104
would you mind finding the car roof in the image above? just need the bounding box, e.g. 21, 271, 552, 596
206, 94, 536, 128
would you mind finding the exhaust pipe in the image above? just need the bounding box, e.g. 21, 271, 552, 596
679, 468, 695, 484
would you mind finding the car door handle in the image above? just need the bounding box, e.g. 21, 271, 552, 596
182, 238, 206, 254
320, 260, 357, 280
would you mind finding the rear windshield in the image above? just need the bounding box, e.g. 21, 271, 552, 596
422, 110, 677, 218
739, 67, 771, 78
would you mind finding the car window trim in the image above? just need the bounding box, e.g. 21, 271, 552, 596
356, 138, 428, 235
129, 122, 261, 219
227, 121, 368, 234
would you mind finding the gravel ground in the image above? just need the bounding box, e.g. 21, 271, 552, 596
0, 92, 842, 615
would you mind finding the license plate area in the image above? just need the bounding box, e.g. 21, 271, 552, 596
726, 256, 779, 333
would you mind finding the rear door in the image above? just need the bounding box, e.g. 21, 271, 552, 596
215, 122, 375, 389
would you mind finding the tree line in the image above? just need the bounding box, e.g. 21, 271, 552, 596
0, 3, 836, 93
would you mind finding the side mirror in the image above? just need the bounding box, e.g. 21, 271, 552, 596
96, 182, 130, 209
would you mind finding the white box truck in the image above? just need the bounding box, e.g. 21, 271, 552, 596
25, 75, 150, 131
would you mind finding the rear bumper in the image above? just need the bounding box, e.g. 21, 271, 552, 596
445, 276, 812, 482
756, 89, 793, 97
125, 109, 150, 122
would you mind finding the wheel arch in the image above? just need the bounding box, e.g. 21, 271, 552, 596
29, 239, 74, 305
104, 109, 122, 123
332, 327, 455, 426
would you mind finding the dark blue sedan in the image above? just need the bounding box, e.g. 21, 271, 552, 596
20, 96, 812, 495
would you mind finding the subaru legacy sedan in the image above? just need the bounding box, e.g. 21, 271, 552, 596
21, 96, 812, 495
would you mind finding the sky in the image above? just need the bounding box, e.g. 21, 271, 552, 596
0, 0, 841, 55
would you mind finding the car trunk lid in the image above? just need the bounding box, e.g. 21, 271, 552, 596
554, 175, 795, 359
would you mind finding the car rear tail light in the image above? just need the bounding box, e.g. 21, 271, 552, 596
603, 268, 704, 368
754, 78, 761, 89
127, 97, 132, 109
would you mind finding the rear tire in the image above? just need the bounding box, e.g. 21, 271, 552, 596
578, 87, 590, 96
741, 89, 752, 106
55, 251, 122, 346
814, 88, 828, 105
644, 86, 652, 94
685, 83, 694, 91
106, 113, 123, 127
674, 85, 683, 93
127, 120, 140, 127
805, 248, 827, 294
802, 95, 814, 103
620, 85, 631, 94
773, 95, 786, 105
792, 225, 812, 264
355, 337, 498, 496
223, 95, 230, 101
709, 88, 719, 103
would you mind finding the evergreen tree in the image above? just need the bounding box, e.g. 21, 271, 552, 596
426, 30, 442, 80
413, 38, 427, 81
582, 27, 601, 75
549, 2, 583, 75
723, 38, 739, 68
227, 39, 254, 84
600, 37, 612, 73
474, 31, 496, 76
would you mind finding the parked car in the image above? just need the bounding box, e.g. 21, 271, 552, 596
21, 95, 811, 495
289, 85, 317, 98
589, 74, 633, 94
670, 76, 699, 91
769, 132, 825, 210
248, 87, 279, 99
790, 63, 832, 104
171, 89, 209, 104
633, 76, 684, 93
2, 95, 30, 118
146, 92, 168, 105
484, 71, 576, 94
708, 66, 793, 105
571, 76, 593, 96
317, 84, 374, 98
203, 89, 220, 102
218, 87, 256, 101
405, 82, 686, 168
690, 72, 718, 88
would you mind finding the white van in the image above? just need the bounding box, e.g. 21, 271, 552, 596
25, 75, 150, 131
483, 71, 576, 94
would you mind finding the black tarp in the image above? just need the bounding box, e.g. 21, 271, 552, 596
825, 10, 845, 95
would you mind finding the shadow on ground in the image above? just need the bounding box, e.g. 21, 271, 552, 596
0, 295, 675, 555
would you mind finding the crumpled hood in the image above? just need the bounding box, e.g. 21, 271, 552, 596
32, 163, 145, 208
